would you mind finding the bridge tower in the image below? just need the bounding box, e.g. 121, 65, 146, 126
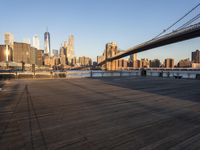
105, 42, 118, 70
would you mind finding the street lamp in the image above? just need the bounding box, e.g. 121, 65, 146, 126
26, 51, 29, 70
5, 45, 9, 69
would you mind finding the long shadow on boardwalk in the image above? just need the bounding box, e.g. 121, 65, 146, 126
97, 77, 200, 103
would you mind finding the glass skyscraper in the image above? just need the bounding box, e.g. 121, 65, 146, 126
44, 31, 51, 55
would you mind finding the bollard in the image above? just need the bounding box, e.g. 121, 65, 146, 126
90, 71, 93, 78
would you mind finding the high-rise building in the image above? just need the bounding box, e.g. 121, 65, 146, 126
44, 31, 51, 55
0, 45, 13, 62
130, 54, 138, 68
78, 56, 92, 66
177, 58, 191, 68
164, 58, 174, 68
71, 57, 77, 66
30, 47, 37, 65
66, 34, 75, 65
192, 50, 200, 63
37, 50, 43, 66
52, 49, 59, 57
150, 59, 161, 68
64, 41, 68, 48
117, 59, 128, 70
61, 34, 75, 65
60, 55, 66, 66
32, 35, 40, 49
141, 58, 149, 68
23, 38, 31, 44
13, 42, 31, 64
43, 54, 54, 66
4, 32, 14, 48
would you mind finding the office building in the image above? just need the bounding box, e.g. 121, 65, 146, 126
63, 34, 75, 65
192, 50, 200, 63
52, 49, 59, 57
0, 45, 13, 62
164, 58, 174, 68
13, 42, 31, 64
60, 55, 67, 66
117, 59, 128, 70
71, 57, 77, 66
4, 32, 14, 48
150, 59, 161, 68
44, 31, 51, 55
177, 58, 191, 68
78, 56, 92, 66
130, 54, 138, 68
30, 47, 37, 65
192, 63, 200, 68
23, 38, 31, 44
141, 58, 149, 68
67, 34, 75, 59
37, 50, 43, 66
59, 46, 67, 65
32, 35, 40, 49
43, 54, 53, 66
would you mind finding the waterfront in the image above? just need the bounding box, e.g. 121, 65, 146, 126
0, 77, 200, 149
1, 69, 200, 80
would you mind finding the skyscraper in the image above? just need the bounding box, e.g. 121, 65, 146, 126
4, 32, 14, 48
32, 35, 40, 49
192, 50, 200, 63
164, 58, 174, 68
67, 34, 74, 64
130, 53, 138, 68
23, 38, 31, 44
44, 30, 51, 55
63, 34, 75, 65
52, 49, 59, 57
4, 32, 14, 62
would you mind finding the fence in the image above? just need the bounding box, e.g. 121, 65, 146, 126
0, 70, 200, 80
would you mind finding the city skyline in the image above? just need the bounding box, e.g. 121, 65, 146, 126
0, 0, 199, 62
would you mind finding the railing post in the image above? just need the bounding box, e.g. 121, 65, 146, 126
90, 70, 93, 78
15, 72, 18, 79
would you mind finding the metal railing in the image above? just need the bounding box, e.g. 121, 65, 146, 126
0, 70, 200, 80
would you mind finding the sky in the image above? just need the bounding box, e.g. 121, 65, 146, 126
0, 0, 200, 63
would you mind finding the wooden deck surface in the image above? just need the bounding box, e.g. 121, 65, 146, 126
0, 77, 200, 150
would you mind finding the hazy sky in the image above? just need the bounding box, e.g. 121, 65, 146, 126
0, 0, 199, 62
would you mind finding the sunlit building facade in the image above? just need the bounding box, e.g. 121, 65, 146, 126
164, 58, 174, 68
192, 50, 200, 63
13, 42, 31, 64
32, 35, 40, 49
0, 45, 13, 62
4, 32, 14, 48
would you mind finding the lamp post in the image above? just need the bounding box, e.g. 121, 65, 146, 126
26, 51, 29, 70
5, 45, 9, 69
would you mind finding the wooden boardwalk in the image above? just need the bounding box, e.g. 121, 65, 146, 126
0, 77, 200, 150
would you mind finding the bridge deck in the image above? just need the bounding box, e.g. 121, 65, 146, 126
0, 77, 200, 149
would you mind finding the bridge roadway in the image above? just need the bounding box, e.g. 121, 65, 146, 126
0, 77, 200, 149
99, 23, 200, 65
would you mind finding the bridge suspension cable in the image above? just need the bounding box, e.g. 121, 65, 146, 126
153, 2, 200, 39
177, 13, 200, 30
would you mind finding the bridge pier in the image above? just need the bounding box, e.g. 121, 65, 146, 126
106, 60, 118, 71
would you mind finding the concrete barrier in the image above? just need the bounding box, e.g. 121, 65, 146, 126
196, 74, 200, 79
0, 74, 15, 80
1, 70, 200, 79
